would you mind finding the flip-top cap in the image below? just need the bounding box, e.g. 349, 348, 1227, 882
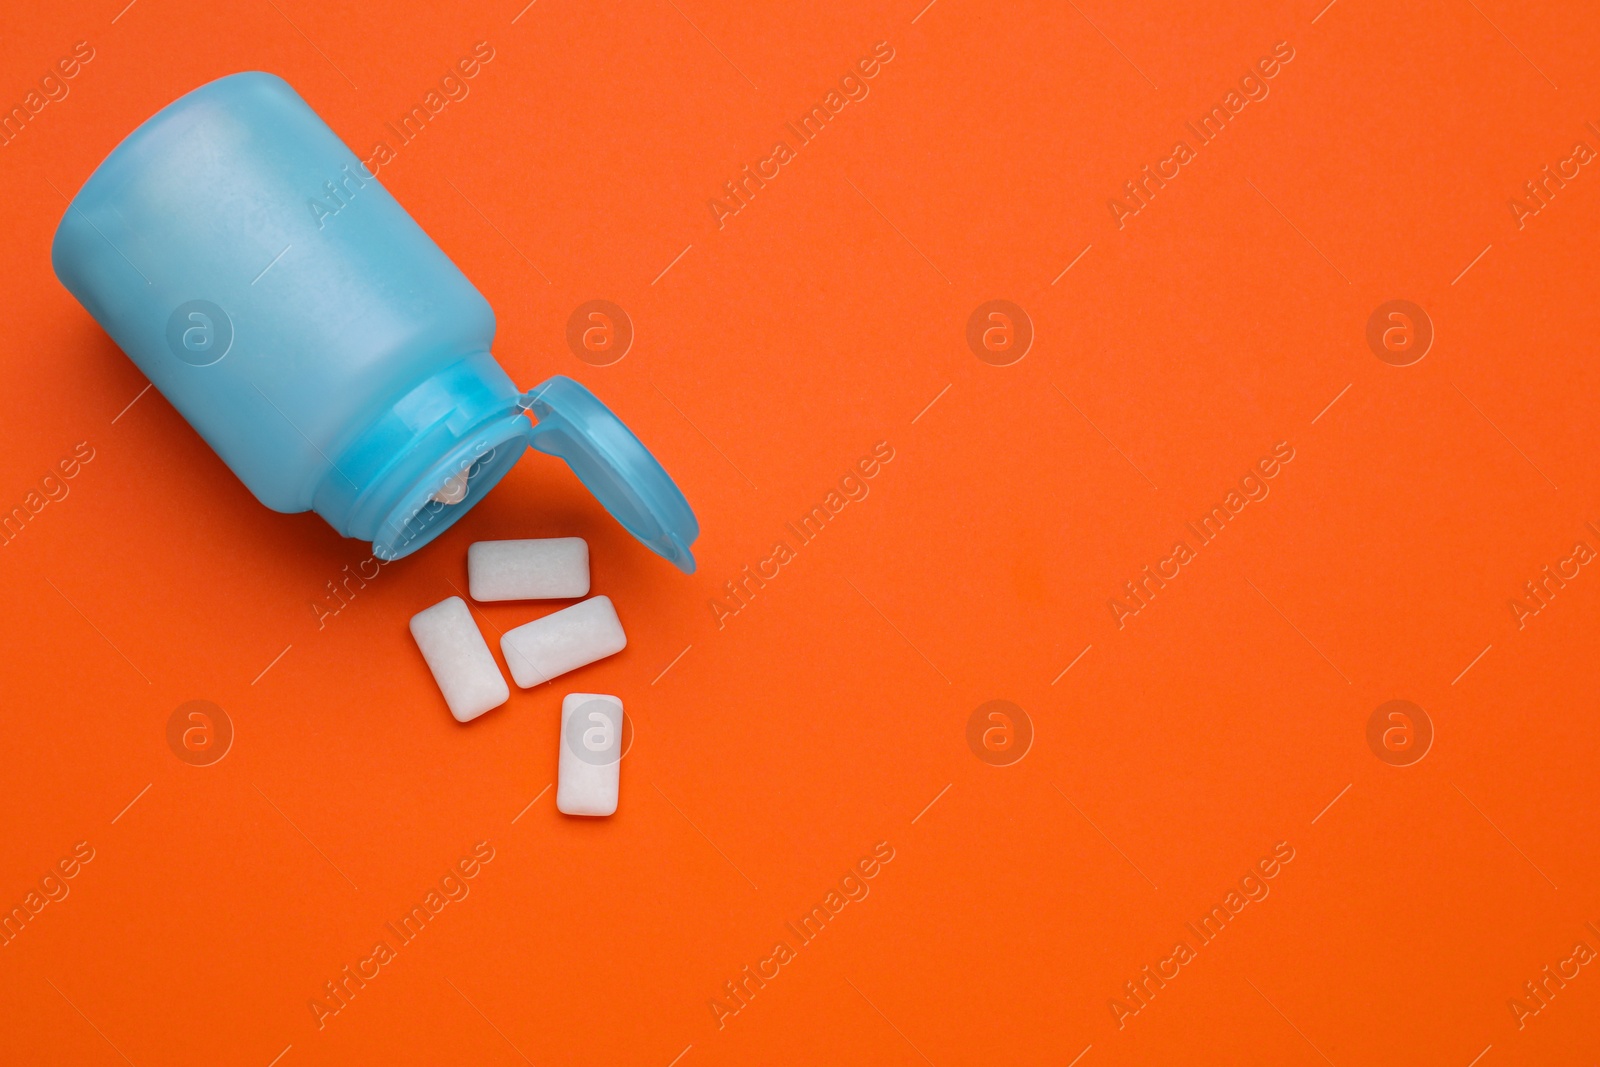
521, 376, 699, 573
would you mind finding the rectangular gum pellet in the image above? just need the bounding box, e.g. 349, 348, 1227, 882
557, 693, 622, 816
468, 537, 590, 601
408, 596, 510, 722
500, 595, 626, 688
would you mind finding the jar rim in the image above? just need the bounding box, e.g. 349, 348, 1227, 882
370, 415, 531, 561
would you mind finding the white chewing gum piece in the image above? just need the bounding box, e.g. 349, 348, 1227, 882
468, 537, 590, 601
500, 595, 626, 688
557, 693, 622, 816
409, 596, 510, 722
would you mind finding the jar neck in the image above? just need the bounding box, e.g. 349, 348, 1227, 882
311, 352, 531, 559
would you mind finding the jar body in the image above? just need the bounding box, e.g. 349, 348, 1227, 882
53, 71, 524, 555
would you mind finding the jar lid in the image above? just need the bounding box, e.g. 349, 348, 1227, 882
521, 376, 699, 574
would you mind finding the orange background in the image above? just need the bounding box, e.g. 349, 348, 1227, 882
3, 0, 1600, 1064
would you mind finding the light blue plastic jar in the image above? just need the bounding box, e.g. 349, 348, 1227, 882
52, 72, 697, 569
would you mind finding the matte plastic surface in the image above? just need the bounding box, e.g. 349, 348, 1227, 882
50, 72, 697, 566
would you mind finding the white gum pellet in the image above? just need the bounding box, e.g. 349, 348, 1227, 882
408, 596, 509, 722
557, 693, 623, 816
500, 595, 627, 688
468, 537, 590, 602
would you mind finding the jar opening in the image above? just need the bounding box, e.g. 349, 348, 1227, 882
371, 425, 528, 561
